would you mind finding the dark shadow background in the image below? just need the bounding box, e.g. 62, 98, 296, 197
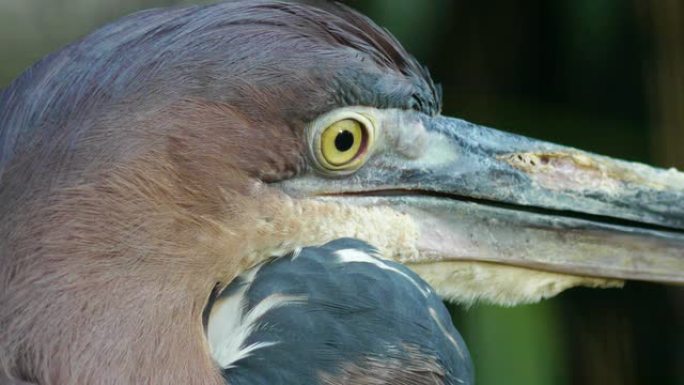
1, 1, 682, 384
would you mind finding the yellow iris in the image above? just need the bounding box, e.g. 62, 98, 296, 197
320, 119, 364, 168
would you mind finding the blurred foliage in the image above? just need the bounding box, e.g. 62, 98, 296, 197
1, 1, 682, 385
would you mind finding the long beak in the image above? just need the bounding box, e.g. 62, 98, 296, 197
281, 114, 684, 286
377, 116, 684, 284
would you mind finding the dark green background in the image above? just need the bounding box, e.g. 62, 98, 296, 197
1, 1, 682, 384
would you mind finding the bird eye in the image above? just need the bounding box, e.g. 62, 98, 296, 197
321, 119, 364, 166
316, 118, 372, 171
309, 109, 376, 174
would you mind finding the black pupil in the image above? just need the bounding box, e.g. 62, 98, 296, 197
335, 130, 355, 152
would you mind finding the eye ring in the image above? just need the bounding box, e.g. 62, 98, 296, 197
310, 110, 376, 174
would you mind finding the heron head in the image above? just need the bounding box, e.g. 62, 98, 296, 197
1, 1, 682, 384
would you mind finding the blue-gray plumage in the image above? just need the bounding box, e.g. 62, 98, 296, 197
207, 239, 473, 385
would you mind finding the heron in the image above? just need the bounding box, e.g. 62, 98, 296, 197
0, 1, 682, 384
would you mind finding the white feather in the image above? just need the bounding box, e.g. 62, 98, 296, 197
335, 248, 430, 297
207, 264, 306, 369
